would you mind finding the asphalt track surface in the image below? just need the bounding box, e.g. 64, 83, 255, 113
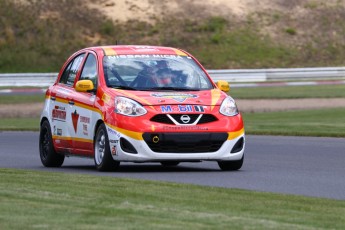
1, 131, 344, 200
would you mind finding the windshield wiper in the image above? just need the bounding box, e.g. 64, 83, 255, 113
110, 85, 137, 90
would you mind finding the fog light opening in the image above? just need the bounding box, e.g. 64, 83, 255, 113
120, 137, 138, 154
231, 137, 244, 153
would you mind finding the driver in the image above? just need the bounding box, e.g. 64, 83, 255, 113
154, 68, 176, 87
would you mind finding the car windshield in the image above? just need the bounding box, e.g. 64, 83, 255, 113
103, 55, 214, 91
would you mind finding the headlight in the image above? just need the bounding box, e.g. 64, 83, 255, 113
219, 96, 238, 116
115, 96, 147, 116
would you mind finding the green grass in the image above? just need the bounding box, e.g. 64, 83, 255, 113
0, 168, 344, 230
0, 94, 45, 104
243, 108, 345, 137
0, 118, 39, 131
230, 84, 345, 99
193, 28, 297, 69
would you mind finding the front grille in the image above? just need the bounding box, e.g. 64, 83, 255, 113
150, 114, 218, 125
170, 114, 200, 124
142, 133, 228, 153
197, 114, 218, 124
150, 114, 174, 124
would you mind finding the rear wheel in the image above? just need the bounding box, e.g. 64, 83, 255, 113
39, 120, 65, 167
218, 155, 244, 171
160, 161, 180, 167
94, 123, 120, 171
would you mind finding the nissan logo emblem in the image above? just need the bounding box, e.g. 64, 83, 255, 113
180, 115, 191, 123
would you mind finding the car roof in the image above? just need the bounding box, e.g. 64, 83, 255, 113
84, 45, 189, 57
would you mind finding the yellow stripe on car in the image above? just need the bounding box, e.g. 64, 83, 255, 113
173, 48, 188, 56
52, 136, 72, 141
102, 47, 117, 56
73, 137, 93, 143
106, 123, 143, 140
228, 128, 245, 140
115, 127, 143, 140
55, 97, 69, 104
52, 136, 93, 143
210, 89, 221, 111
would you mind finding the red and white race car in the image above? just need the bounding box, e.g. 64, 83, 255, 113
39, 45, 245, 171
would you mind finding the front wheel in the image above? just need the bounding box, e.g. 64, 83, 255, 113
218, 155, 244, 171
94, 123, 120, 171
39, 120, 65, 167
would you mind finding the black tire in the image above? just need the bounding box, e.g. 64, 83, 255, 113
218, 155, 244, 171
160, 161, 180, 167
39, 120, 65, 167
94, 123, 120, 171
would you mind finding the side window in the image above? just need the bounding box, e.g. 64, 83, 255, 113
59, 62, 73, 85
79, 54, 98, 88
59, 54, 85, 86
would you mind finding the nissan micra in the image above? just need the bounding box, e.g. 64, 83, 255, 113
39, 45, 245, 171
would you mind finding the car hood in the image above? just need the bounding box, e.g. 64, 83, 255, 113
109, 89, 228, 106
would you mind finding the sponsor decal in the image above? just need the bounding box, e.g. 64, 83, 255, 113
71, 110, 79, 133
160, 105, 205, 113
162, 126, 209, 131
111, 145, 117, 155
131, 46, 160, 52
52, 106, 66, 122
152, 93, 198, 102
80, 116, 90, 124
107, 127, 121, 139
108, 54, 183, 59
109, 139, 119, 156
194, 105, 205, 112
57, 128, 62, 136
83, 124, 88, 136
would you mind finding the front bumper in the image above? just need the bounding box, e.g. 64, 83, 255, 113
106, 124, 245, 162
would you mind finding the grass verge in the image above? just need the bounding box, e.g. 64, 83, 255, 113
243, 108, 345, 137
230, 84, 345, 99
0, 94, 45, 104
0, 168, 344, 229
0, 118, 39, 131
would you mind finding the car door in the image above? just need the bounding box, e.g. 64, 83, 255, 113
50, 53, 85, 153
69, 52, 99, 156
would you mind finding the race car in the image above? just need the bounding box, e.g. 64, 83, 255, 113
39, 45, 245, 171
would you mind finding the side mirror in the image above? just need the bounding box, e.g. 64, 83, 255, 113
216, 80, 230, 92
75, 80, 95, 92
